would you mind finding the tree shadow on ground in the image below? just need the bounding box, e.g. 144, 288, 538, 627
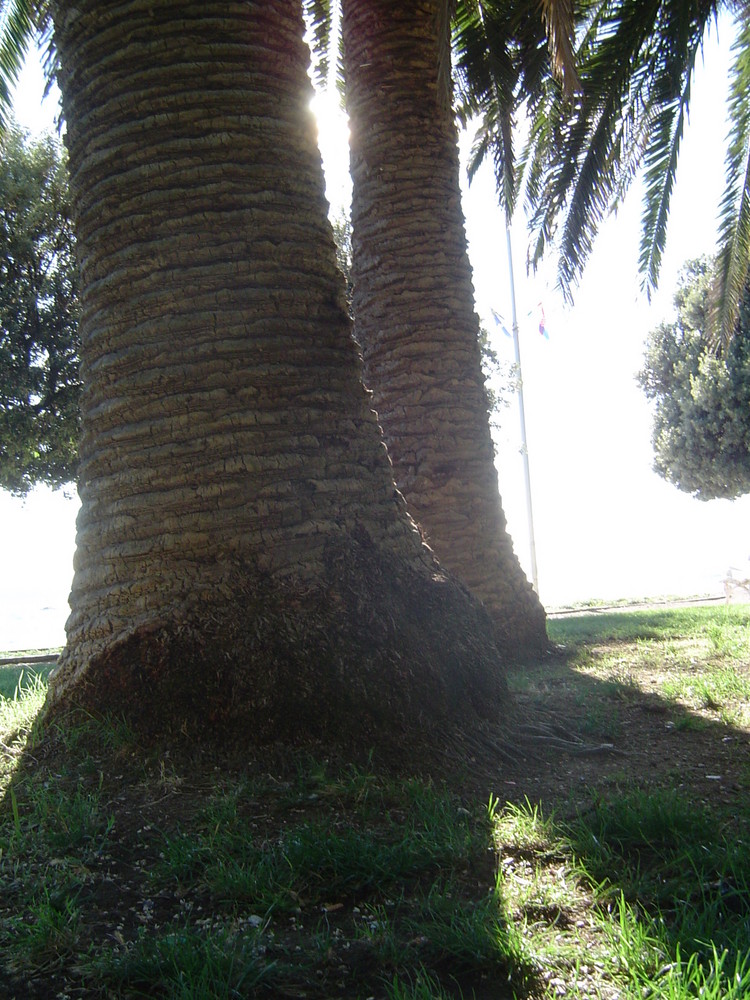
500, 625, 750, 820
492, 623, 750, 984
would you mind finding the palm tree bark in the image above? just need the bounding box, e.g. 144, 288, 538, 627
342, 0, 547, 659
45, 0, 508, 744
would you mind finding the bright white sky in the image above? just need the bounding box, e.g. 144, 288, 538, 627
3, 20, 750, 651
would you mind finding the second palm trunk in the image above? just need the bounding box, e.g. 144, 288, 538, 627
343, 0, 548, 659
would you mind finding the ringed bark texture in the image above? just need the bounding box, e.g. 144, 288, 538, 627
46, 0, 508, 743
343, 0, 547, 659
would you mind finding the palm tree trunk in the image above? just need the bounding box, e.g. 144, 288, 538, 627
343, 0, 548, 659
46, 0, 507, 744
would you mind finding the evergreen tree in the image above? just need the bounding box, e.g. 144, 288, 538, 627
639, 258, 750, 500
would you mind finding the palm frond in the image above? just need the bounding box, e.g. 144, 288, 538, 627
0, 0, 56, 133
551, 94, 630, 296
36, 0, 57, 101
303, 0, 333, 89
524, 0, 723, 303
527, 61, 635, 290
638, 44, 698, 297
539, 0, 580, 97
523, 0, 658, 287
637, 1, 722, 297
453, 0, 550, 219
711, 14, 750, 351
0, 0, 35, 132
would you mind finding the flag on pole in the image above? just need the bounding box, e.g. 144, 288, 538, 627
538, 303, 549, 339
491, 309, 512, 338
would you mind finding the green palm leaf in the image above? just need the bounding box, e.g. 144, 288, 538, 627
521, 0, 654, 288
303, 0, 334, 90
523, 0, 726, 304
0, 0, 56, 133
453, 0, 551, 219
638, 35, 701, 298
712, 15, 750, 349
0, 0, 34, 131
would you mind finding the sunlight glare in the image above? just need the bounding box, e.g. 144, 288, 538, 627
310, 90, 351, 215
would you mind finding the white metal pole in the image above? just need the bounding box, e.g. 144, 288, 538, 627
505, 225, 540, 594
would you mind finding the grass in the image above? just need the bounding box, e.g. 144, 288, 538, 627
662, 666, 750, 710
0, 646, 60, 703
0, 671, 47, 790
547, 603, 750, 648
494, 791, 750, 1000
93, 922, 275, 999
1, 603, 749, 998
0, 662, 57, 701
544, 604, 750, 731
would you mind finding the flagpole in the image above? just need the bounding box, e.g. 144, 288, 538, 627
505, 224, 540, 594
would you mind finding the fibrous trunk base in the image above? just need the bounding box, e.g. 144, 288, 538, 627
46, 532, 508, 747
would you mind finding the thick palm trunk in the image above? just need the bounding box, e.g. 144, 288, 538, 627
343, 0, 547, 659
46, 0, 507, 743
